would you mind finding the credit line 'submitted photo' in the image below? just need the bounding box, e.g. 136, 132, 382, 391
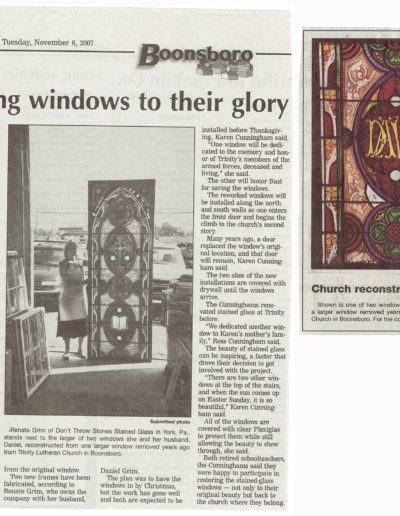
5, 125, 194, 418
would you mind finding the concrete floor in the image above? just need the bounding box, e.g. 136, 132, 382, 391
7, 313, 192, 417
17, 364, 189, 417
45, 312, 167, 369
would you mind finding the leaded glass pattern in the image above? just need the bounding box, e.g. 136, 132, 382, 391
312, 39, 400, 268
88, 181, 155, 361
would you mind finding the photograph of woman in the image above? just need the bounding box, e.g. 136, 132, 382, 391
5, 125, 193, 419
57, 240, 88, 359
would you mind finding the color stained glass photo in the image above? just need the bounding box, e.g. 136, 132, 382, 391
312, 39, 400, 268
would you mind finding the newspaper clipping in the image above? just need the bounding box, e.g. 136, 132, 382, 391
302, 28, 400, 333
0, 8, 291, 509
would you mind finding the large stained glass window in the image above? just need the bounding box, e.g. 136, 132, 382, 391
312, 39, 400, 268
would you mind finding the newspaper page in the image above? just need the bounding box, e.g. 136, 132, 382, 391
302, 28, 400, 333
0, 7, 292, 510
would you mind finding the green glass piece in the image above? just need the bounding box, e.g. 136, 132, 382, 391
384, 242, 400, 260
385, 206, 400, 224
385, 49, 400, 68
369, 222, 387, 244
369, 42, 386, 51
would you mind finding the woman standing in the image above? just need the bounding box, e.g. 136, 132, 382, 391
57, 240, 88, 359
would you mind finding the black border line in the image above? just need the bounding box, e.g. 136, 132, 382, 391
0, 49, 290, 55
0, 50, 135, 54
256, 52, 291, 56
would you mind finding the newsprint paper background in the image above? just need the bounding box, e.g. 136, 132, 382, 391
0, 8, 291, 510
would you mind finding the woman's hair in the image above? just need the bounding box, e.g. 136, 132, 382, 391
64, 240, 77, 259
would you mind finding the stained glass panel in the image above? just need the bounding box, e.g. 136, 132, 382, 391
312, 39, 400, 268
88, 180, 155, 361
